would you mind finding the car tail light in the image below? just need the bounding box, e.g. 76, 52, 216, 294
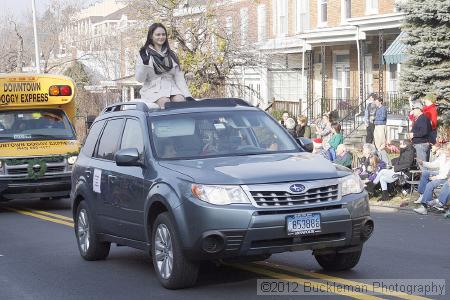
49, 85, 72, 96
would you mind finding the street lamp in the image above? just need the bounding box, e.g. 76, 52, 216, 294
31, 0, 40, 73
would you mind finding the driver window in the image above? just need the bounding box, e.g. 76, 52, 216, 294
120, 119, 144, 154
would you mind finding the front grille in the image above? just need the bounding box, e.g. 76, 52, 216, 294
6, 165, 65, 175
250, 185, 339, 207
254, 205, 343, 216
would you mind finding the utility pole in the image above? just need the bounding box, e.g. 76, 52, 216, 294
31, 0, 40, 73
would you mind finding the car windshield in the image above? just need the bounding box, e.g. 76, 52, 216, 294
150, 110, 299, 159
0, 109, 76, 141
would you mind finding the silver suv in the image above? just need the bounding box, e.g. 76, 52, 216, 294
71, 99, 373, 289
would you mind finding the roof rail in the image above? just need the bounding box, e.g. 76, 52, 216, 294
102, 102, 150, 114
164, 98, 252, 110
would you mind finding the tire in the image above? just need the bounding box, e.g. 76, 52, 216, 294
314, 249, 362, 271
74, 201, 110, 261
152, 212, 199, 289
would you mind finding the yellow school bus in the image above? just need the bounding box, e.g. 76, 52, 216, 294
0, 73, 80, 201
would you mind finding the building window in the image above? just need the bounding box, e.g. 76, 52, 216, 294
225, 16, 233, 36
341, 0, 351, 22
366, 0, 379, 15
295, 0, 310, 33
318, 0, 328, 27
271, 71, 303, 102
275, 0, 288, 36
240, 8, 248, 45
333, 52, 350, 100
257, 4, 266, 42
388, 64, 399, 92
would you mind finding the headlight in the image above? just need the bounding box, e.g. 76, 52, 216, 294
67, 156, 78, 165
339, 174, 364, 196
191, 184, 251, 205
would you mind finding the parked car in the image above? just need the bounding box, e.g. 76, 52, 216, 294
71, 98, 373, 289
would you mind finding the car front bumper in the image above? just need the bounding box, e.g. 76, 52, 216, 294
174, 191, 372, 260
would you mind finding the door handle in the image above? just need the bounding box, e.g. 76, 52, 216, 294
108, 175, 117, 184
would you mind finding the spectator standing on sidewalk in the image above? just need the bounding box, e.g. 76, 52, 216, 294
410, 106, 432, 162
364, 93, 378, 143
422, 94, 438, 145
373, 97, 387, 150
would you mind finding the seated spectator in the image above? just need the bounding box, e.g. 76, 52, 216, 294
365, 156, 387, 196
327, 123, 343, 160
295, 115, 311, 138
430, 177, 450, 212
315, 114, 332, 149
413, 143, 450, 215
334, 144, 353, 168
312, 138, 329, 160
371, 140, 416, 202
279, 111, 289, 128
355, 143, 378, 179
377, 143, 392, 168
285, 117, 297, 137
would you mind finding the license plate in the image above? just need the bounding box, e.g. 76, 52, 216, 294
286, 213, 321, 236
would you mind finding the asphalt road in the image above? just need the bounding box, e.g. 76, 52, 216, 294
1, 198, 449, 300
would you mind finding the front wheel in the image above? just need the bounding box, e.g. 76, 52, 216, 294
314, 249, 362, 271
152, 212, 199, 289
75, 201, 110, 261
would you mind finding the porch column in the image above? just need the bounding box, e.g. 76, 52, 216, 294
130, 86, 135, 101
306, 50, 313, 122
378, 30, 384, 97
321, 45, 326, 115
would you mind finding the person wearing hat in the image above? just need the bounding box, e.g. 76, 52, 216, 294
373, 97, 387, 150
409, 105, 432, 162
364, 93, 378, 143
312, 138, 329, 160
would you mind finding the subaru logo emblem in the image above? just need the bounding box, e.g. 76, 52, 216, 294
289, 184, 306, 193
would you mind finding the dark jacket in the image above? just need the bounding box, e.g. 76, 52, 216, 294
374, 105, 387, 125
412, 114, 432, 144
392, 145, 416, 173
295, 125, 311, 138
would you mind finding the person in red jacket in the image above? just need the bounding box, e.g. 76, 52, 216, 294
422, 94, 438, 144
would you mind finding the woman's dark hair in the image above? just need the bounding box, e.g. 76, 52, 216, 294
141, 23, 170, 52
332, 122, 341, 133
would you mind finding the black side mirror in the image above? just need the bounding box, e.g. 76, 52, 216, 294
297, 137, 314, 153
115, 148, 143, 167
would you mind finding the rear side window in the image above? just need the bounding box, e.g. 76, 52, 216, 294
95, 118, 124, 160
82, 121, 104, 157
120, 119, 144, 154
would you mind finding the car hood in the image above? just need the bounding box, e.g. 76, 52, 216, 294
158, 152, 343, 185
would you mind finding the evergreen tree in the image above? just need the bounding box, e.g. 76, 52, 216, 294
63, 62, 90, 87
398, 0, 450, 125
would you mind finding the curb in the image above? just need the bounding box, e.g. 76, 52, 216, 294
369, 204, 415, 214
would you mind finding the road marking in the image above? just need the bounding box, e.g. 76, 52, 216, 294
27, 209, 74, 222
5, 208, 74, 228
232, 263, 384, 300
254, 261, 431, 300
3, 207, 432, 300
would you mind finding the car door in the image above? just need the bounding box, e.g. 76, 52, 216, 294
92, 118, 125, 235
109, 118, 146, 241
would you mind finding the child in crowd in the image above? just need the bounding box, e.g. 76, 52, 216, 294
327, 123, 343, 160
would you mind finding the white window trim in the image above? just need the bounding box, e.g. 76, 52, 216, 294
365, 0, 379, 15
332, 50, 350, 99
257, 5, 266, 42
340, 0, 350, 24
275, 0, 288, 37
317, 0, 328, 28
225, 16, 233, 36
240, 8, 249, 46
295, 0, 310, 33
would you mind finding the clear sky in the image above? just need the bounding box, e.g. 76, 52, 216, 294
1, 0, 99, 20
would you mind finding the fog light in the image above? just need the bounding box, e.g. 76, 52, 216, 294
201, 234, 225, 253
67, 156, 77, 165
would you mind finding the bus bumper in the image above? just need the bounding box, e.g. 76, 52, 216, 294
0, 174, 71, 200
